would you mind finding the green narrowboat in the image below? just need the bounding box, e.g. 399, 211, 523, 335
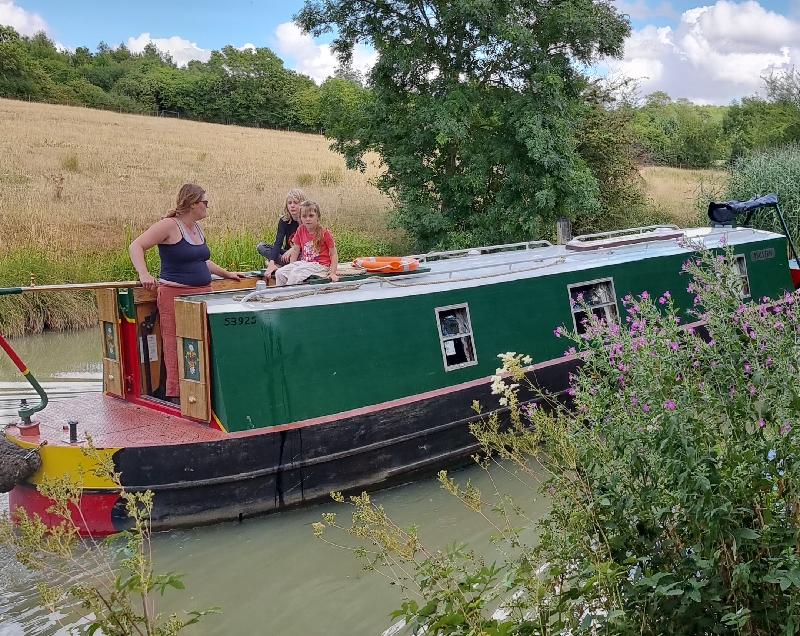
3, 198, 799, 536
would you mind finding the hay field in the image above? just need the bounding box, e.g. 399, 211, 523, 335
0, 98, 394, 254
640, 165, 728, 227
0, 99, 729, 255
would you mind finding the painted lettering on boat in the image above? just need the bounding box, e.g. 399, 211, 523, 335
223, 316, 257, 326
751, 248, 775, 261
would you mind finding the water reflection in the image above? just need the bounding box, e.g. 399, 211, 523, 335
0, 329, 102, 381
0, 329, 549, 635
0, 329, 102, 426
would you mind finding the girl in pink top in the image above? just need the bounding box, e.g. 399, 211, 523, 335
275, 201, 340, 286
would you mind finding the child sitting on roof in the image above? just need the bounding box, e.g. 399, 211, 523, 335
257, 188, 306, 280
275, 200, 340, 286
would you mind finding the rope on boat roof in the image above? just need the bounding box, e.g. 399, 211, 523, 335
232, 226, 759, 307
234, 256, 568, 305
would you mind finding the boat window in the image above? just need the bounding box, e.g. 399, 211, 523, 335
435, 304, 478, 371
568, 278, 619, 335
735, 254, 751, 298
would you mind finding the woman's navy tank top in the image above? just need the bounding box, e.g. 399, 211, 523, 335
158, 219, 212, 286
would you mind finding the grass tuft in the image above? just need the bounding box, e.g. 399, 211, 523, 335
297, 173, 315, 186
60, 153, 79, 172
319, 167, 343, 186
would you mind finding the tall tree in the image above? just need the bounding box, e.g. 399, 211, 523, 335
296, 0, 631, 247
0, 26, 40, 97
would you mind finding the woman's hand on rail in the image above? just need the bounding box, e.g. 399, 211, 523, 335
224, 271, 242, 281
139, 273, 157, 290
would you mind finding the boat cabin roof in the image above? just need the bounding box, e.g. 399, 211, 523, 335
198, 226, 784, 314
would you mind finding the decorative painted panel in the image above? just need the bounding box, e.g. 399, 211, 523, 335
103, 321, 117, 361
182, 338, 201, 381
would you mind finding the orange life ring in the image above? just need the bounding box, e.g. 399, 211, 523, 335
352, 256, 420, 273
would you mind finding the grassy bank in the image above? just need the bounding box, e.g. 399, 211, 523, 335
0, 98, 397, 252
0, 99, 728, 335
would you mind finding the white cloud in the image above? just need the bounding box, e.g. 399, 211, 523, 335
273, 21, 377, 83
608, 0, 800, 103
127, 32, 211, 67
0, 0, 48, 36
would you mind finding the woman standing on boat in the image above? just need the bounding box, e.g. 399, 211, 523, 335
129, 183, 240, 401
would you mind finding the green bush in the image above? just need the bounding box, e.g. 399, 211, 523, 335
726, 143, 800, 242
319, 249, 800, 634
523, 249, 800, 633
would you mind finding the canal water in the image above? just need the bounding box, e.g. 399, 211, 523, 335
0, 329, 549, 635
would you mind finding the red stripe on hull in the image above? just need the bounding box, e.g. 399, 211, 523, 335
9, 484, 121, 538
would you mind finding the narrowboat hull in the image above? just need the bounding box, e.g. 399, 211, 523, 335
5, 224, 795, 536
6, 356, 577, 535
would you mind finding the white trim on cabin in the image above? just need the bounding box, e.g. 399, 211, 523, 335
202, 226, 784, 314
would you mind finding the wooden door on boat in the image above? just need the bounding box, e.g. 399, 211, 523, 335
97, 289, 125, 397
174, 298, 212, 422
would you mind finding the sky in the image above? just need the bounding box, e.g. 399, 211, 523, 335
1, 0, 799, 105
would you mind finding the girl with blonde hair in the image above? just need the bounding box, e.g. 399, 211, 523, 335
276, 200, 339, 286
257, 188, 307, 280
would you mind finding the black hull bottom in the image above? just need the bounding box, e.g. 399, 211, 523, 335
113, 359, 578, 531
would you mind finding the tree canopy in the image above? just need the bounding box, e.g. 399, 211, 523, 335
0, 27, 364, 133
296, 0, 632, 248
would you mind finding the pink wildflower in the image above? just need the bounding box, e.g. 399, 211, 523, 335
664, 400, 676, 411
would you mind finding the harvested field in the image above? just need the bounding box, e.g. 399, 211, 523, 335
0, 98, 395, 254
639, 165, 728, 227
